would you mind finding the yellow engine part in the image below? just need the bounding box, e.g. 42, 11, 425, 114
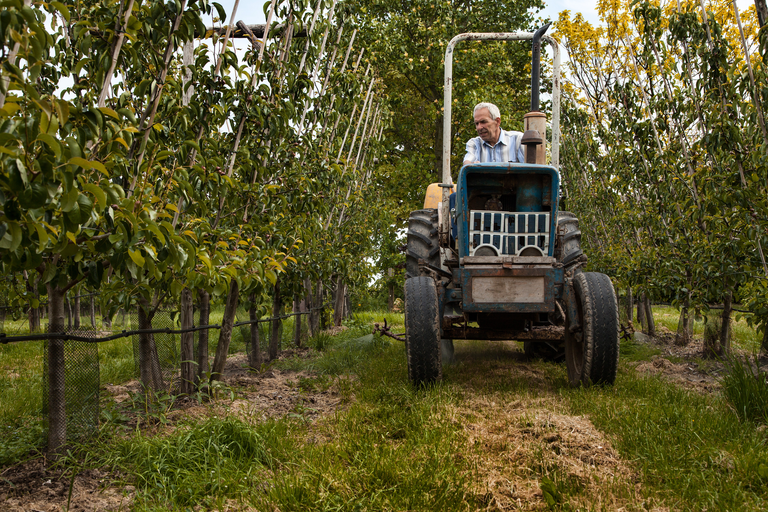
423, 183, 455, 209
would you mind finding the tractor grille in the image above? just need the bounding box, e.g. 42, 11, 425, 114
469, 211, 550, 256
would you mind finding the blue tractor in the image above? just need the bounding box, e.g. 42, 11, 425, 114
403, 27, 619, 387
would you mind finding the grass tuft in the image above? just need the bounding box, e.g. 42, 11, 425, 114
103, 417, 288, 508
721, 355, 768, 425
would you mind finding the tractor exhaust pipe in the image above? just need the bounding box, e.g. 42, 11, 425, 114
530, 22, 551, 113
523, 22, 551, 164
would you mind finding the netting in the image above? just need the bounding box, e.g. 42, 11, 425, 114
239, 308, 271, 367
131, 308, 181, 393
42, 327, 100, 443
703, 312, 732, 356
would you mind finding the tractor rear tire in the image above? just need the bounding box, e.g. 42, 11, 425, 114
404, 276, 442, 385
565, 272, 619, 387
406, 209, 440, 278
556, 211, 583, 271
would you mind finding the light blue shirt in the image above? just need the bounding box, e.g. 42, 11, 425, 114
464, 129, 525, 163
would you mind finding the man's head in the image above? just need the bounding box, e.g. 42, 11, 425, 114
473, 102, 501, 145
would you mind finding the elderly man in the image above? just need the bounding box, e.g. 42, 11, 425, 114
463, 102, 524, 164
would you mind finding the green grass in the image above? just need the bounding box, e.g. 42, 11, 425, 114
6, 307, 768, 510
562, 368, 768, 511
87, 324, 475, 511
721, 355, 768, 425
651, 305, 761, 352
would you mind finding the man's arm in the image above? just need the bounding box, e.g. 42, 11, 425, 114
463, 136, 479, 164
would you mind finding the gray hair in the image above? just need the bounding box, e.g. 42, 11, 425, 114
473, 102, 500, 120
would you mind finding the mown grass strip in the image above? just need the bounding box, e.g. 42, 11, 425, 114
563, 341, 768, 511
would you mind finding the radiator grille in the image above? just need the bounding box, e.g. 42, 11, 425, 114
469, 211, 550, 256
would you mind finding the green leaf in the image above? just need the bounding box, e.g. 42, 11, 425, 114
0, 222, 22, 252
213, 2, 227, 22
37, 133, 61, 159
50, 1, 71, 22
15, 158, 28, 186
97, 107, 119, 120
61, 186, 79, 212
128, 249, 145, 267
69, 156, 107, 175
34, 223, 48, 253
82, 183, 106, 207
144, 220, 166, 245
18, 182, 48, 209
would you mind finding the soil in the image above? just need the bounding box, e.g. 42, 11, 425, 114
629, 326, 768, 394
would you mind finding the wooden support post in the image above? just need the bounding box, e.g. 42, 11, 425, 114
388, 268, 394, 312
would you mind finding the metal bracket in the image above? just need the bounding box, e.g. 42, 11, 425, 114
563, 278, 581, 333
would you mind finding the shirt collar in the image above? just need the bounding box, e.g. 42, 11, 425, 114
482, 130, 506, 148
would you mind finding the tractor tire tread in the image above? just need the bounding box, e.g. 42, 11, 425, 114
566, 272, 619, 386
406, 209, 440, 278
404, 276, 442, 385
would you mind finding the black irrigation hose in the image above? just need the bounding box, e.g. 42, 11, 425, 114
0, 305, 328, 345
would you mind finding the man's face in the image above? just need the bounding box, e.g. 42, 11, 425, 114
473, 108, 501, 144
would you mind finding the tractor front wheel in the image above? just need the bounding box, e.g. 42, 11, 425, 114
404, 276, 442, 385
565, 272, 619, 386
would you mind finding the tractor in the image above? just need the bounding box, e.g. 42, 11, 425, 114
403, 25, 619, 387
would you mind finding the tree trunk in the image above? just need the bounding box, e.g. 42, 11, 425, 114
644, 294, 655, 337
720, 290, 733, 356
179, 288, 195, 395
388, 268, 394, 312
320, 284, 327, 331
269, 280, 283, 360
308, 279, 323, 337
65, 298, 72, 329
46, 284, 66, 458
89, 295, 96, 328
73, 293, 81, 330
28, 304, 41, 333
100, 300, 112, 329
345, 292, 351, 320
293, 298, 302, 348
196, 289, 210, 385
676, 298, 691, 346
637, 294, 647, 332
137, 299, 165, 392
211, 279, 240, 382
25, 271, 41, 332
248, 293, 262, 369
625, 286, 633, 327
333, 275, 345, 327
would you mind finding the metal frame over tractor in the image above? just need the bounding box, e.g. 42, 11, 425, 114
403, 26, 619, 387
